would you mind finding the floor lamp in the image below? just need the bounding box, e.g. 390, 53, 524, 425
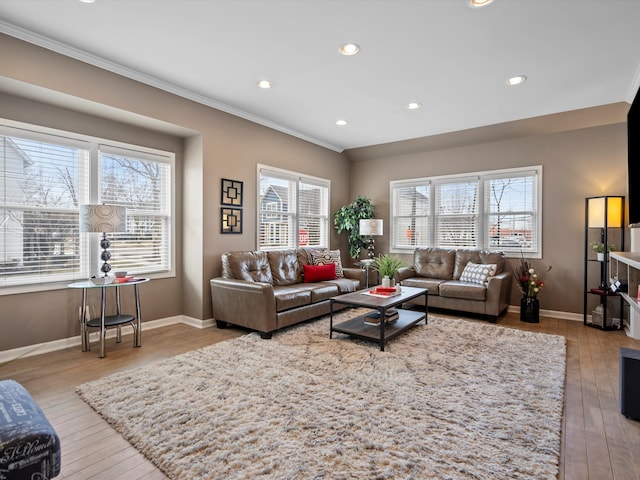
80, 204, 127, 277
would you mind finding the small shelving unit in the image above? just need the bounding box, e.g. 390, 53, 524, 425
583, 195, 625, 330
608, 252, 640, 339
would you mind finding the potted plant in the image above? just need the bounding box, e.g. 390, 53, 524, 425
591, 242, 616, 261
372, 254, 404, 287
334, 196, 375, 259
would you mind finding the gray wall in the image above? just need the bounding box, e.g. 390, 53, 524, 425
345, 109, 629, 315
0, 32, 631, 352
0, 33, 349, 351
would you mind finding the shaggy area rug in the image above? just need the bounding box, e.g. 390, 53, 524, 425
77, 311, 566, 479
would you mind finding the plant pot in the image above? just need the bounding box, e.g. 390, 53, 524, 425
381, 276, 391, 288
597, 252, 605, 262
520, 296, 540, 323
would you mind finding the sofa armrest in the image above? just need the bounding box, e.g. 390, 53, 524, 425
343, 267, 365, 287
210, 278, 277, 333
485, 271, 513, 316
397, 266, 416, 282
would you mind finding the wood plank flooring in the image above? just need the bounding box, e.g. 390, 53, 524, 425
1, 312, 639, 479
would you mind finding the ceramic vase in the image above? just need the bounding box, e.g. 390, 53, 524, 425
520, 296, 540, 323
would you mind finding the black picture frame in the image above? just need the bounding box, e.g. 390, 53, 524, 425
221, 178, 243, 207
221, 208, 242, 234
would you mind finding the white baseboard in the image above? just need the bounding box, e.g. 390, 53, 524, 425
0, 307, 581, 365
180, 316, 216, 329
506, 305, 583, 322
0, 315, 215, 364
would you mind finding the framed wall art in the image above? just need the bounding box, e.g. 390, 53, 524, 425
221, 178, 243, 207
221, 208, 242, 234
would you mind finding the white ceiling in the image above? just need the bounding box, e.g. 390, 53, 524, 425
1, 0, 640, 153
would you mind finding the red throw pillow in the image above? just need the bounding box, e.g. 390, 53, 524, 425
303, 264, 337, 283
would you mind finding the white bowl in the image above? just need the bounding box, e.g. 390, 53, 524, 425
90, 276, 113, 285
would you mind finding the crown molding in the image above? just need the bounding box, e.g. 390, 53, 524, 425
0, 21, 344, 153
627, 63, 640, 104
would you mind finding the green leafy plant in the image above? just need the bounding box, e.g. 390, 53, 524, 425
591, 242, 616, 254
372, 254, 404, 279
333, 196, 375, 259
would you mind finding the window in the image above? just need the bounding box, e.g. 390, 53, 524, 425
98, 145, 173, 277
258, 165, 329, 250
391, 166, 541, 257
435, 177, 479, 248
0, 122, 174, 291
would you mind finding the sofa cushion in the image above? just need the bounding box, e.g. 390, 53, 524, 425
303, 264, 336, 282
439, 281, 487, 301
222, 251, 273, 283
268, 249, 302, 285
453, 249, 481, 279
479, 250, 506, 274
296, 283, 340, 302
310, 249, 344, 278
414, 248, 455, 280
453, 249, 505, 279
273, 286, 312, 311
459, 262, 497, 285
400, 277, 446, 296
296, 247, 315, 266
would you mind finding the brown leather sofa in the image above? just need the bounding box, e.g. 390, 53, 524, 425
210, 248, 364, 338
397, 247, 512, 320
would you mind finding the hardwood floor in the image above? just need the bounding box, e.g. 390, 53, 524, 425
1, 312, 639, 479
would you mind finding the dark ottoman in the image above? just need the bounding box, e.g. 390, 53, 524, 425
0, 380, 61, 479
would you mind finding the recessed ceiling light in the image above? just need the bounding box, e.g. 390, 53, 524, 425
506, 75, 527, 86
406, 102, 422, 110
339, 43, 360, 56
257, 80, 272, 89
468, 0, 494, 7
336, 119, 348, 126
79, 0, 96, 3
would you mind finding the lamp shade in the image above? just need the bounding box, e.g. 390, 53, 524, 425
359, 218, 383, 236
587, 196, 623, 229
79, 204, 127, 233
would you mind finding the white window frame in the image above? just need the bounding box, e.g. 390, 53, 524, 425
0, 119, 175, 295
390, 166, 542, 258
257, 164, 330, 251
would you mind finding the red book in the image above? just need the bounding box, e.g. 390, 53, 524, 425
370, 289, 391, 296
374, 287, 397, 293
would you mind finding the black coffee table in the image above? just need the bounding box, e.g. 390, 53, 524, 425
329, 286, 428, 351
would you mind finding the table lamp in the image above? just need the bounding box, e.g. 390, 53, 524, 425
359, 218, 383, 259
80, 204, 127, 277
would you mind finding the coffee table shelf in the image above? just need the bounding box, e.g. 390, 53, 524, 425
329, 286, 428, 351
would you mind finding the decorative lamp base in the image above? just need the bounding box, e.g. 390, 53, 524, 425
520, 296, 540, 323
366, 237, 375, 259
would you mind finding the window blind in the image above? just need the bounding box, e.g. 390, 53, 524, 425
98, 146, 173, 275
485, 171, 538, 252
0, 132, 89, 286
258, 166, 329, 250
392, 182, 430, 249
0, 122, 174, 290
435, 178, 479, 248
390, 166, 542, 257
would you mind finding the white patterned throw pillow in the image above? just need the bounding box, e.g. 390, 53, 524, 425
310, 249, 344, 278
459, 262, 497, 285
